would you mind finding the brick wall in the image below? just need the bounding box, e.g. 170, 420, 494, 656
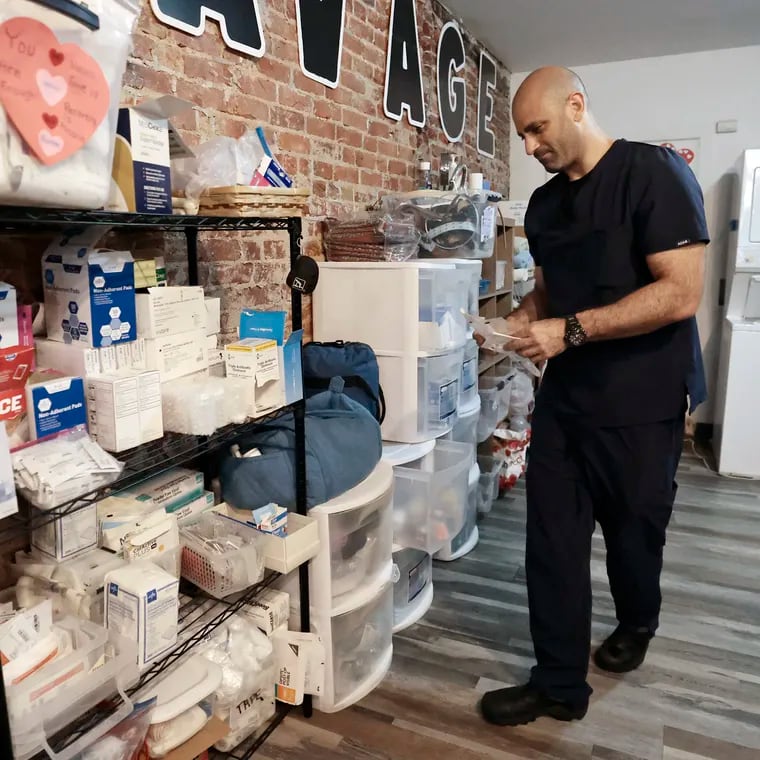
125, 1, 511, 340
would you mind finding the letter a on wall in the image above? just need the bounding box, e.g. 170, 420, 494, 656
150, 0, 265, 57
384, 0, 426, 128
437, 21, 466, 143
477, 50, 497, 157
296, 0, 346, 88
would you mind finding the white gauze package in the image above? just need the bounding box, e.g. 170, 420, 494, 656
0, 0, 141, 209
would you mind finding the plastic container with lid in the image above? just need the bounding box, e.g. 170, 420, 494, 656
308, 461, 394, 615
387, 439, 472, 553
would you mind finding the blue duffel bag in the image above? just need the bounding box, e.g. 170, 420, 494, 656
220, 379, 382, 510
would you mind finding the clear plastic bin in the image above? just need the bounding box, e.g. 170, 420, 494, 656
377, 347, 464, 443
480, 375, 511, 420
180, 514, 265, 598
435, 462, 479, 561
418, 267, 469, 351
392, 548, 432, 630
8, 618, 137, 760
392, 440, 472, 553
313, 582, 393, 713
477, 385, 502, 442
309, 461, 394, 614
447, 396, 480, 447
435, 258, 482, 315
459, 339, 479, 407
478, 456, 502, 514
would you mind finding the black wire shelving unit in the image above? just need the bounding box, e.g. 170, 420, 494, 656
0, 207, 311, 759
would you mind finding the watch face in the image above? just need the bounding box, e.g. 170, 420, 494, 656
565, 318, 587, 347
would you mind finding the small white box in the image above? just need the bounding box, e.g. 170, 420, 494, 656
31, 503, 97, 561
26, 375, 87, 440
36, 338, 102, 377
0, 283, 19, 349
42, 232, 136, 348
167, 490, 215, 525
225, 338, 280, 416
145, 329, 208, 382
97, 494, 166, 552
105, 561, 179, 670
0, 422, 18, 520
242, 588, 290, 636
136, 370, 164, 444
118, 467, 204, 511
122, 511, 180, 577
205, 297, 221, 336
86, 374, 141, 453
115, 338, 147, 371
135, 287, 206, 339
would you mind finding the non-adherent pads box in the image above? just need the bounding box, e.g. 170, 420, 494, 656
42, 242, 136, 349
26, 375, 87, 440
105, 561, 179, 669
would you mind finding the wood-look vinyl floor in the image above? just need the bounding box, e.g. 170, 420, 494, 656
258, 449, 760, 759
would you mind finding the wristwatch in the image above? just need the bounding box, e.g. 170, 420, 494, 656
564, 315, 588, 347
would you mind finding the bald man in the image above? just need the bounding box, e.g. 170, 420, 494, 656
478, 67, 708, 725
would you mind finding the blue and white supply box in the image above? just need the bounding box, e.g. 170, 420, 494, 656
25, 374, 87, 440
42, 229, 136, 349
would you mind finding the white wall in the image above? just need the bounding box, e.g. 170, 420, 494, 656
509, 45, 760, 424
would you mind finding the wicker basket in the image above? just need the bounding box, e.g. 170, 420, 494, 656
198, 186, 311, 218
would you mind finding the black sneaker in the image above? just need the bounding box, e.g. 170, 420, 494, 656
479, 683, 588, 727
593, 625, 653, 673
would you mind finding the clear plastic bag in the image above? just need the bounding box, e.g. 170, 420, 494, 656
0, 0, 142, 209
12, 427, 124, 509
323, 212, 420, 262
74, 700, 155, 760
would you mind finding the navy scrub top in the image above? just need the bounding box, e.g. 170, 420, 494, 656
524, 139, 709, 427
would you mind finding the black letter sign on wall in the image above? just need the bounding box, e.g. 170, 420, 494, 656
296, 0, 345, 88
383, 0, 426, 128
150, 0, 265, 57
477, 50, 497, 157
437, 21, 466, 143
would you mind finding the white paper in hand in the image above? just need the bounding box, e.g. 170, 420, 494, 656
461, 310, 521, 351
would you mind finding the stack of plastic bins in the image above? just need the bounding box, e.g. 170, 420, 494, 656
391, 545, 434, 632
313, 261, 469, 443
306, 461, 395, 714
435, 459, 480, 561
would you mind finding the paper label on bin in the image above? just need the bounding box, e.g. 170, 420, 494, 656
481, 206, 496, 242
438, 379, 459, 422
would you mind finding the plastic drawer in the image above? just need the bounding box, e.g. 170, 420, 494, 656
418, 267, 469, 351
377, 347, 464, 443
392, 548, 432, 630
9, 618, 137, 760
459, 339, 479, 407
392, 440, 472, 553
478, 456, 502, 515
435, 462, 479, 561
446, 396, 480, 448
313, 582, 394, 713
309, 461, 394, 614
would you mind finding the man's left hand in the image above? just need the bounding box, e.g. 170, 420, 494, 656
512, 319, 566, 362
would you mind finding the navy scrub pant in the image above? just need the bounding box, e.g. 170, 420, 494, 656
525, 401, 685, 707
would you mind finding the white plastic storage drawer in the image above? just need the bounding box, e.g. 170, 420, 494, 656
313, 582, 394, 714
309, 461, 394, 615
435, 258, 482, 316
313, 261, 469, 354
392, 548, 433, 632
377, 347, 463, 443
391, 440, 472, 553
460, 339, 479, 407
9, 618, 137, 760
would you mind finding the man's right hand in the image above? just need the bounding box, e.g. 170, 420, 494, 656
473, 315, 529, 352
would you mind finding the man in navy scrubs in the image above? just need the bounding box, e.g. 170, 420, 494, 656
478, 67, 708, 726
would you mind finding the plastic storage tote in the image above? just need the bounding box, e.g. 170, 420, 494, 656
313, 261, 469, 354
436, 461, 480, 561
446, 395, 481, 448
390, 439, 473, 553
478, 456, 502, 514
309, 460, 394, 615
312, 582, 394, 713
377, 346, 464, 443
436, 258, 482, 316
392, 547, 433, 633
8, 618, 137, 760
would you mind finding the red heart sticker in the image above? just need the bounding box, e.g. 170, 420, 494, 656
0, 17, 110, 166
